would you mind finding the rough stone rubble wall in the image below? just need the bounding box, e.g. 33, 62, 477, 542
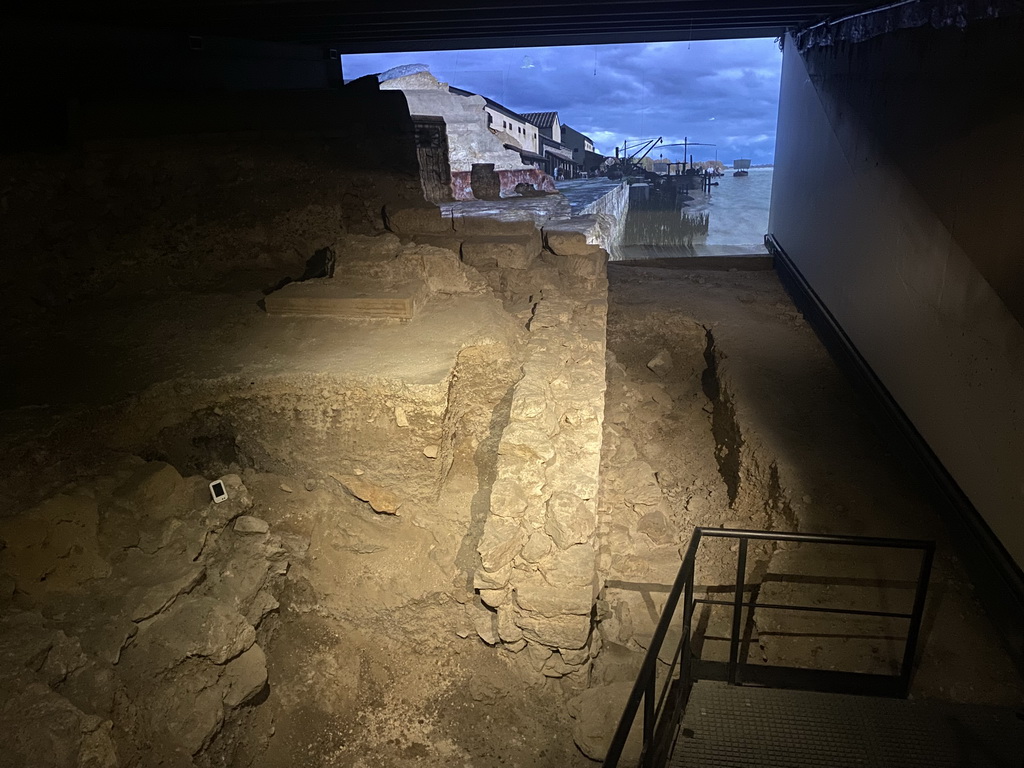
474, 235, 609, 679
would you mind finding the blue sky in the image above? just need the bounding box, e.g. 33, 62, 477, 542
344, 39, 782, 165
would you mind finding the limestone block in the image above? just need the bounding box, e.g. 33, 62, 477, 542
514, 573, 593, 617
560, 647, 591, 666
569, 682, 641, 762
495, 461, 546, 500
157, 683, 224, 756
559, 252, 608, 281
545, 492, 596, 550
489, 476, 530, 519
498, 422, 555, 463
524, 641, 554, 672
452, 216, 541, 241
501, 262, 562, 301
383, 205, 453, 235
461, 235, 540, 270
473, 562, 512, 591
114, 461, 184, 515
496, 605, 524, 643
539, 544, 596, 589
221, 643, 268, 708
516, 612, 591, 650
519, 532, 553, 563
543, 229, 601, 257
636, 510, 674, 545
509, 380, 548, 420
337, 232, 402, 261
330, 473, 402, 515
411, 234, 462, 254
414, 245, 487, 294
646, 349, 674, 376
466, 600, 500, 645
541, 651, 575, 678
478, 516, 527, 572
233, 515, 269, 535
128, 597, 256, 671
478, 588, 508, 608
562, 400, 601, 428
556, 471, 602, 503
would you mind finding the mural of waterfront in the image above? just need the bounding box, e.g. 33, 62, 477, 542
560, 167, 773, 258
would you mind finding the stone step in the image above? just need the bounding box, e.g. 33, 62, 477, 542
671, 680, 1024, 768
265, 278, 425, 319
460, 235, 541, 270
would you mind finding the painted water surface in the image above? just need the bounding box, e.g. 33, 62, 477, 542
561, 168, 773, 256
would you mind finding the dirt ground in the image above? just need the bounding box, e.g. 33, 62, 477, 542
2, 253, 1021, 768
598, 261, 1024, 709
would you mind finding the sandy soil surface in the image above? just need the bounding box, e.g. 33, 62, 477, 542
600, 262, 1024, 707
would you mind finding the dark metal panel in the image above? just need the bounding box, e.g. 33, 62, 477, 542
4, 1, 872, 49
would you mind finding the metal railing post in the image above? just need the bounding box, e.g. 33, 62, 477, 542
728, 537, 748, 685
899, 542, 935, 696
642, 676, 655, 768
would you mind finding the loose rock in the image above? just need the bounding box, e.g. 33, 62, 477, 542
234, 515, 270, 535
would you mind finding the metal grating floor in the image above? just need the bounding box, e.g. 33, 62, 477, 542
668, 681, 1024, 768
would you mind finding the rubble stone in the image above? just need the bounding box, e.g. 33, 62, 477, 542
129, 597, 256, 671
478, 516, 526, 572
234, 515, 270, 535
221, 643, 268, 708
383, 205, 453, 235
461, 235, 540, 270
545, 491, 595, 550
330, 473, 402, 514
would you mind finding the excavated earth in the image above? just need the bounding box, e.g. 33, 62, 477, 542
594, 262, 1023, 705
2, 229, 1022, 768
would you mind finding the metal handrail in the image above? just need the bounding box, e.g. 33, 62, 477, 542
601, 527, 935, 768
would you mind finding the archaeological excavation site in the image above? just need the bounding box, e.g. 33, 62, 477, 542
2, 2, 1024, 767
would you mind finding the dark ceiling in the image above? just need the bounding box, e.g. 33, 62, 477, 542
12, 1, 876, 52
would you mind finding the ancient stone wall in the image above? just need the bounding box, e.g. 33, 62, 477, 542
471, 228, 609, 680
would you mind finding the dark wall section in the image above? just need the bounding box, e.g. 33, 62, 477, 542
769, 24, 1024, 665
795, 20, 1024, 325
1, 22, 343, 149
0, 23, 423, 320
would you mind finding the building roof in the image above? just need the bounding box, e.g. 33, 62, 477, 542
449, 86, 530, 123
522, 112, 559, 129
505, 145, 546, 164
562, 124, 593, 144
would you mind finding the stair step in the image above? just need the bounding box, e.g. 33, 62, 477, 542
670, 680, 1024, 767
265, 278, 425, 319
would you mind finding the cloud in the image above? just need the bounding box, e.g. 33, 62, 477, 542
344, 38, 782, 164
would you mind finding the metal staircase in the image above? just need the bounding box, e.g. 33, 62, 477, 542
602, 528, 1024, 768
